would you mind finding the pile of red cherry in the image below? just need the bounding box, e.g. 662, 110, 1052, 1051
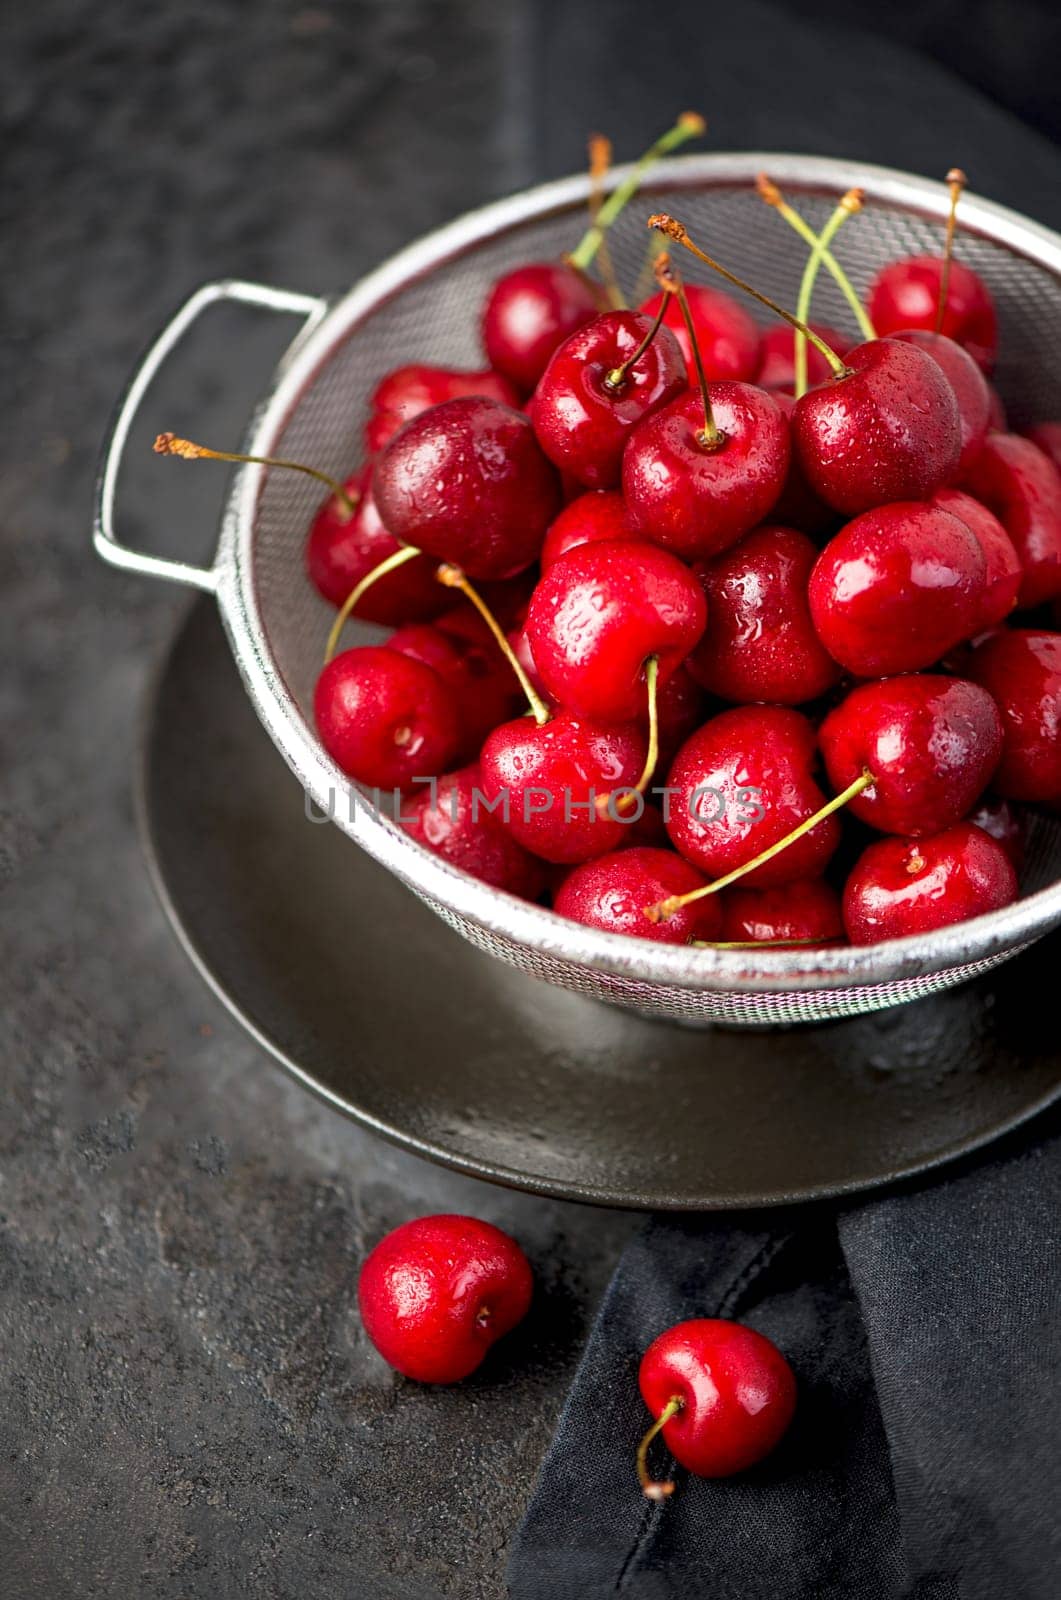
160, 124, 1061, 950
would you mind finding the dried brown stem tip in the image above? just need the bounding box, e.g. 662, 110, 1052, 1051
756, 173, 783, 208
154, 432, 202, 458
648, 212, 689, 245
653, 251, 677, 294
840, 187, 864, 215
589, 133, 612, 184
678, 112, 707, 136
947, 168, 968, 191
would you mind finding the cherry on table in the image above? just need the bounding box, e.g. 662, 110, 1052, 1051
962, 432, 1061, 608
305, 465, 448, 623
314, 645, 460, 788
526, 539, 707, 723
554, 846, 722, 944
401, 764, 546, 899
842, 823, 1018, 944
541, 489, 636, 568
966, 629, 1061, 806
531, 308, 686, 489
719, 877, 844, 947
637, 1319, 797, 1495
373, 396, 561, 580
358, 1214, 533, 1383
688, 523, 841, 705
819, 675, 1003, 837
637, 282, 762, 383
364, 363, 522, 453
808, 501, 986, 677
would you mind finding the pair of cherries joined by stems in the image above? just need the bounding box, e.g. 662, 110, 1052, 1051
156, 122, 1061, 949
358, 1212, 796, 1497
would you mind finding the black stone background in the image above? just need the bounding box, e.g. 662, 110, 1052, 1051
2, 3, 1059, 1597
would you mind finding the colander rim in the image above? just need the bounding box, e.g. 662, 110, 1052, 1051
214, 151, 1061, 995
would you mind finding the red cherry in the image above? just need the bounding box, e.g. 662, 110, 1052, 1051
987, 384, 1008, 432
867, 255, 998, 372
531, 311, 686, 489
808, 502, 986, 677
966, 629, 1061, 805
647, 665, 706, 770
358, 1214, 533, 1383
688, 524, 841, 705
930, 488, 1021, 628
481, 262, 599, 392
1023, 422, 1061, 475
820, 675, 1003, 836
638, 1319, 796, 1491
479, 709, 646, 864
889, 329, 990, 478
526, 540, 707, 722
665, 706, 841, 888
305, 466, 447, 623
386, 614, 523, 761
720, 878, 844, 946
962, 433, 1061, 607
365, 364, 522, 454
768, 391, 836, 536
554, 846, 723, 944
793, 339, 962, 516
373, 397, 560, 580
966, 795, 1028, 873
541, 490, 636, 568
842, 823, 1017, 944
314, 646, 460, 787
622, 382, 790, 560
401, 764, 546, 899
506, 620, 551, 707
638, 283, 762, 382
755, 321, 851, 391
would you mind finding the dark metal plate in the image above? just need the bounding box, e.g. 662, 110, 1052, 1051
137, 598, 1061, 1210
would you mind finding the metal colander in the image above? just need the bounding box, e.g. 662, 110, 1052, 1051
95, 154, 1061, 1027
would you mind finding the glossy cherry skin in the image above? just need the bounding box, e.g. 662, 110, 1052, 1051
365, 364, 522, 454
638, 284, 761, 382
768, 391, 836, 536
623, 383, 790, 561
387, 613, 523, 761
526, 540, 707, 722
820, 675, 1003, 837
648, 665, 706, 770
889, 329, 990, 478
931, 488, 1021, 628
665, 706, 840, 888
842, 823, 1017, 944
808, 503, 986, 677
962, 433, 1061, 607
479, 710, 647, 864
481, 261, 599, 392
966, 630, 1061, 806
640, 1320, 796, 1480
305, 467, 447, 623
1024, 422, 1061, 475
755, 322, 851, 392
793, 338, 961, 516
314, 646, 460, 788
720, 878, 844, 946
554, 846, 723, 944
373, 397, 560, 580
401, 764, 546, 900
967, 795, 1027, 872
540, 490, 636, 568
358, 1214, 533, 1383
688, 524, 840, 705
531, 312, 686, 489
867, 255, 998, 372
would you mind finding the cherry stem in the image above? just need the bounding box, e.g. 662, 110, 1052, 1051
793, 189, 864, 399
757, 175, 876, 344
637, 1395, 683, 1501
655, 252, 722, 449
604, 292, 671, 391
324, 546, 422, 663
588, 133, 625, 310
936, 168, 967, 336
568, 112, 706, 272
692, 936, 822, 949
153, 433, 358, 520
644, 769, 875, 923
596, 656, 660, 818
435, 563, 551, 726
646, 215, 849, 379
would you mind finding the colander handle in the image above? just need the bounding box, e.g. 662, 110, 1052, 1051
93, 279, 329, 592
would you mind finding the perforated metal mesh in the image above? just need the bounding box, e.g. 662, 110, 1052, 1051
235, 159, 1061, 1025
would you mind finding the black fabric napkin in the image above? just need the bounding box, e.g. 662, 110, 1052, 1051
507, 1120, 1061, 1599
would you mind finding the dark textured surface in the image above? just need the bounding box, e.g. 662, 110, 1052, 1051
2, 2, 1060, 1596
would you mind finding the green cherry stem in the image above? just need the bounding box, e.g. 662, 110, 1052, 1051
596, 656, 660, 817
568, 112, 706, 273
756, 174, 876, 344
637, 1395, 683, 1501
436, 563, 551, 726
793, 188, 865, 398
655, 252, 723, 449
936, 168, 967, 336
324, 546, 422, 663
153, 433, 359, 520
